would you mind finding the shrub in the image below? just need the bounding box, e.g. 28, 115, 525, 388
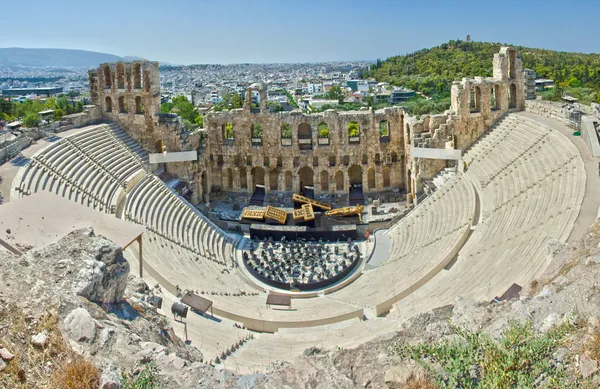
390, 319, 588, 388
225, 123, 234, 139
251, 123, 262, 138
348, 122, 359, 138
281, 123, 292, 138
318, 123, 329, 138
121, 363, 159, 389
52, 360, 100, 389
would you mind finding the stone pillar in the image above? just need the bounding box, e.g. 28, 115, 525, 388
233, 166, 241, 190
264, 171, 270, 194
247, 169, 253, 193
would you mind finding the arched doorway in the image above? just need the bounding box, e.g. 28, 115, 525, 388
251, 167, 265, 189
298, 166, 314, 187
269, 169, 278, 191
348, 164, 362, 186
509, 84, 517, 109
367, 168, 376, 189
239, 168, 247, 189
335, 170, 344, 191
285, 171, 293, 190
320, 170, 329, 191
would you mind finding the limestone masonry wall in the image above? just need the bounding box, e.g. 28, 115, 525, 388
88, 46, 527, 205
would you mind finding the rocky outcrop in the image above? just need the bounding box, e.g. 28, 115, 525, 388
0, 228, 237, 388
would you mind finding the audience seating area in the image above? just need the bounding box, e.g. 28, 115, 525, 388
11, 123, 147, 213
392, 113, 585, 319
8, 114, 586, 372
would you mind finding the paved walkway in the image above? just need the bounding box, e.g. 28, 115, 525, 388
517, 111, 600, 243
367, 229, 390, 267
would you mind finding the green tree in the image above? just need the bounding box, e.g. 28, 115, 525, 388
195, 115, 204, 128
22, 112, 40, 128
327, 85, 344, 103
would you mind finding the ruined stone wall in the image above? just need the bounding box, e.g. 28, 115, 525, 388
88, 46, 529, 204
199, 106, 406, 199
89, 61, 162, 151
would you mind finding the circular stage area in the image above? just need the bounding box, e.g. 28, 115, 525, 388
242, 238, 362, 291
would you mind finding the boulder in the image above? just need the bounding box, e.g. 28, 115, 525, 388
64, 307, 96, 342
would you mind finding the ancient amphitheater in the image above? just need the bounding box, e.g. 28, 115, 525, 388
1, 47, 598, 375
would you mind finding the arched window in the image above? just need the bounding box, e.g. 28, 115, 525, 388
298, 123, 312, 149
118, 96, 126, 113
135, 96, 143, 114
103, 65, 111, 89
116, 63, 125, 89
133, 63, 142, 89
104, 96, 112, 113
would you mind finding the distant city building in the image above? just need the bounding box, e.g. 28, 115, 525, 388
390, 88, 415, 103
535, 78, 555, 91
0, 87, 63, 97
524, 69, 536, 100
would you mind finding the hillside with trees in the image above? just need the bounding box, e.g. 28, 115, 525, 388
368, 40, 600, 106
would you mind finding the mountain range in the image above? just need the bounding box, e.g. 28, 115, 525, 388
0, 48, 146, 68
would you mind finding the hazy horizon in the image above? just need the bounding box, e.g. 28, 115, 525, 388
1, 0, 599, 65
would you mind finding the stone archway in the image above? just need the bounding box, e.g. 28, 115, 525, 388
335, 170, 344, 191
320, 170, 329, 191
298, 166, 314, 187
348, 164, 362, 186
251, 167, 265, 189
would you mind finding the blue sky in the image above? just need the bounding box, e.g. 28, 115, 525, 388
1, 0, 598, 64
